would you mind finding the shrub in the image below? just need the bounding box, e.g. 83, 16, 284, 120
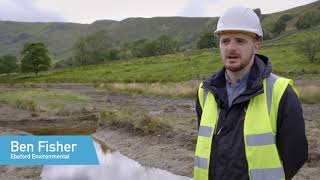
197, 32, 217, 49
295, 11, 320, 30
272, 19, 287, 34
296, 37, 320, 63
0, 54, 18, 74
280, 14, 293, 22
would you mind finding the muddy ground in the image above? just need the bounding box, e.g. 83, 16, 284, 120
0, 81, 319, 180
0, 127, 42, 180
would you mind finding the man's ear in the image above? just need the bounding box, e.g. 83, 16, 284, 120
254, 40, 261, 52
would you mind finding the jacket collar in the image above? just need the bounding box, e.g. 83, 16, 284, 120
202, 54, 272, 107
225, 70, 250, 87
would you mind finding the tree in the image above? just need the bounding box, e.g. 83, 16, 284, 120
21, 42, 51, 75
0, 54, 18, 74
108, 49, 121, 60
143, 40, 158, 57
130, 35, 178, 58
154, 35, 178, 55
130, 39, 151, 58
295, 11, 320, 30
271, 19, 287, 34
296, 37, 320, 63
279, 14, 293, 22
73, 30, 113, 65
197, 32, 217, 49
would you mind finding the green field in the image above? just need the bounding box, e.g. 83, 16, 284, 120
1, 42, 319, 84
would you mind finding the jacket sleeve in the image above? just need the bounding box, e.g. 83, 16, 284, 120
276, 85, 308, 180
195, 91, 202, 128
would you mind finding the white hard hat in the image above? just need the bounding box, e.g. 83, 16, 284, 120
214, 6, 263, 37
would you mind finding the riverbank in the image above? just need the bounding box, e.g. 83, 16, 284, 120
0, 83, 319, 179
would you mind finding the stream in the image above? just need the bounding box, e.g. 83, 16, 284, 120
41, 140, 192, 180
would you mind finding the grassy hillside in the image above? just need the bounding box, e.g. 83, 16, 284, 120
0, 17, 212, 62
1, 26, 320, 103
0, 21, 90, 61
0, 0, 319, 62
1, 38, 319, 84
264, 26, 320, 46
262, 0, 320, 32
107, 17, 212, 44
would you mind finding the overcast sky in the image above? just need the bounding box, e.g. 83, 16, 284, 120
0, 0, 317, 24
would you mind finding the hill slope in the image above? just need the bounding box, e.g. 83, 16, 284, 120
0, 17, 213, 61
0, 0, 319, 61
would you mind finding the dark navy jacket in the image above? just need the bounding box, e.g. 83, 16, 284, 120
195, 54, 308, 180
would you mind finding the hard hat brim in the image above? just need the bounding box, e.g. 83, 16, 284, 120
214, 28, 263, 37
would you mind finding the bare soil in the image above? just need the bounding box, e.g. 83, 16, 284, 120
0, 127, 42, 180
0, 82, 319, 180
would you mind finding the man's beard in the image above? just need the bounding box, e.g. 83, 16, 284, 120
224, 54, 254, 72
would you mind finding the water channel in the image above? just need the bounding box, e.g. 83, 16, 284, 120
40, 139, 192, 180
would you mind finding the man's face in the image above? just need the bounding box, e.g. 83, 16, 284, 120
219, 32, 261, 72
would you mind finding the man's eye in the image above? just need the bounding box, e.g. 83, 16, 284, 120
221, 39, 229, 43
237, 39, 245, 43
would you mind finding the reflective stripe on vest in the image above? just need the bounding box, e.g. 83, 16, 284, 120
246, 133, 275, 146
266, 73, 278, 114
194, 156, 208, 169
194, 88, 220, 180
194, 74, 297, 180
251, 167, 285, 180
198, 126, 213, 137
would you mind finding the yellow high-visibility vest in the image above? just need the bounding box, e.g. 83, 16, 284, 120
194, 73, 298, 180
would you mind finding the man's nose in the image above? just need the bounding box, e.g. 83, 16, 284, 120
227, 40, 237, 51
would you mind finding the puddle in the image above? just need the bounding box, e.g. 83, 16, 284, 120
40, 140, 192, 180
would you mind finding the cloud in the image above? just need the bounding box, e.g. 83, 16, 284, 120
180, 0, 318, 18
178, 0, 207, 17
0, 0, 65, 22
0, 0, 317, 23
34, 0, 190, 23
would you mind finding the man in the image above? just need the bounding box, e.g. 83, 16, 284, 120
194, 6, 308, 180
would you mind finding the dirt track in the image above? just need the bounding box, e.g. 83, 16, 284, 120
0, 83, 319, 179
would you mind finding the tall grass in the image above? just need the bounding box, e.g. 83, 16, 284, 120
101, 80, 320, 104
99, 80, 200, 98
99, 107, 172, 135
0, 88, 92, 115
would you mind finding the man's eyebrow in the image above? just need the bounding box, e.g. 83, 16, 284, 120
220, 37, 229, 40
235, 37, 248, 41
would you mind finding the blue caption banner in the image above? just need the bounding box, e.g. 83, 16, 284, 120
0, 136, 99, 165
